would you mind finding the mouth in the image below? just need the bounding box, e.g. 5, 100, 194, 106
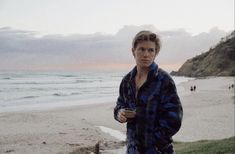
141, 59, 150, 62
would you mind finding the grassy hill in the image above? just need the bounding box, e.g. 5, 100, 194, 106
171, 31, 235, 77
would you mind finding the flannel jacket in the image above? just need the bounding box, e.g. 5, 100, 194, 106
114, 62, 183, 154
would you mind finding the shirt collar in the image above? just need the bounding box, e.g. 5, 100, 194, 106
129, 62, 159, 81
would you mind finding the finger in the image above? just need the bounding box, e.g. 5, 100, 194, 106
120, 114, 127, 120
119, 115, 127, 122
119, 110, 127, 117
120, 111, 126, 116
121, 117, 127, 122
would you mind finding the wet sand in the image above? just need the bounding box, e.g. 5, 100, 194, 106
0, 77, 234, 153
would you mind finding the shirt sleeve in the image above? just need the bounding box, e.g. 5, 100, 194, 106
114, 79, 128, 122
154, 76, 183, 150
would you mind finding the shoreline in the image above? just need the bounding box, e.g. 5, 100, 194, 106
0, 76, 234, 153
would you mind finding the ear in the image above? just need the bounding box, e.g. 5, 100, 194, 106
132, 48, 135, 57
154, 50, 159, 57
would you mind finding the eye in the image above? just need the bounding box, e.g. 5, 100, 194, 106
148, 48, 155, 52
138, 47, 145, 52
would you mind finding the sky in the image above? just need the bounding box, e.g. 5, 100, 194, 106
0, 0, 234, 35
0, 0, 234, 71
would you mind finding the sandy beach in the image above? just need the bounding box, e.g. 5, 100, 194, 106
0, 77, 234, 154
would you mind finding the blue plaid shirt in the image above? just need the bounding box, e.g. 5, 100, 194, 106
114, 62, 183, 154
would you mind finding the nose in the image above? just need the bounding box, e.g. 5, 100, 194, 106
143, 50, 149, 57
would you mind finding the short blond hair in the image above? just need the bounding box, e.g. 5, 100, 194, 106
132, 30, 161, 53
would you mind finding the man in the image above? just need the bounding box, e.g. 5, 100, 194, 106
114, 30, 183, 154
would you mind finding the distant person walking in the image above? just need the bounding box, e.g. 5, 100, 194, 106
190, 86, 196, 92
190, 86, 194, 92
114, 30, 183, 154
229, 84, 235, 90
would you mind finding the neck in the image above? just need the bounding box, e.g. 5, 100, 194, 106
136, 66, 149, 79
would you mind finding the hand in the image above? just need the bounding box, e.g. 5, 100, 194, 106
117, 109, 127, 123
124, 109, 136, 118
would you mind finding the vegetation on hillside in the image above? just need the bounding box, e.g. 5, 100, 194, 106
171, 31, 235, 77
174, 136, 235, 154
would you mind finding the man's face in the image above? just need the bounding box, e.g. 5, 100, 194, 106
132, 41, 157, 68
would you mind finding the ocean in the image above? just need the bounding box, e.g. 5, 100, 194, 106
0, 71, 192, 112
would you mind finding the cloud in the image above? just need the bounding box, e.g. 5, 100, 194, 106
0, 26, 228, 71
